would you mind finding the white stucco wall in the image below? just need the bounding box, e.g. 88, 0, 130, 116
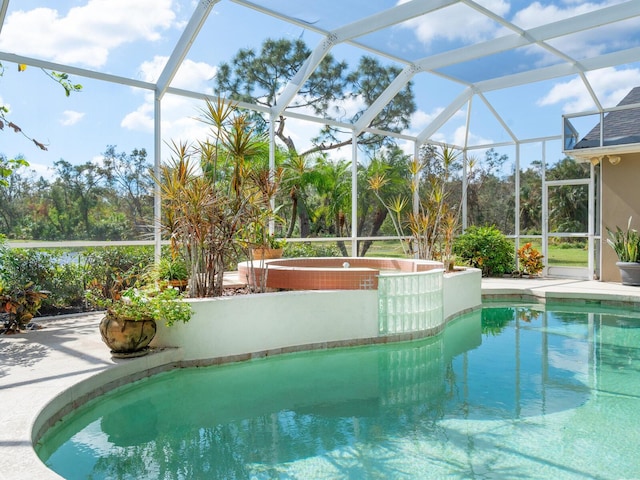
152, 290, 379, 361
443, 268, 482, 320
152, 268, 482, 363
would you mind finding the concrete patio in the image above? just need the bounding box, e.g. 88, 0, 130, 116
2, 277, 640, 480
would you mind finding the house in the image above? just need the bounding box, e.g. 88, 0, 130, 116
566, 86, 640, 283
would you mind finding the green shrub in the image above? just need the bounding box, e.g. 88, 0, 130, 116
284, 241, 341, 258
453, 225, 514, 277
0, 248, 86, 312
83, 246, 154, 299
0, 248, 56, 290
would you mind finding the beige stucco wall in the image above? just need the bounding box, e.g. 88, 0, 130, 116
601, 152, 640, 282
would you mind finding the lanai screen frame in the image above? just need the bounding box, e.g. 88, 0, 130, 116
0, 0, 637, 270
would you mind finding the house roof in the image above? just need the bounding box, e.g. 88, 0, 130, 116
574, 87, 640, 149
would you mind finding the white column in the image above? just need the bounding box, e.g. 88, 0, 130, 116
351, 131, 358, 257
153, 93, 162, 262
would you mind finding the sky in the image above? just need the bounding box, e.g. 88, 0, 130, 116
1, 0, 640, 179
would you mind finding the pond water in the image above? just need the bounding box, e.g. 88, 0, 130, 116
37, 303, 640, 479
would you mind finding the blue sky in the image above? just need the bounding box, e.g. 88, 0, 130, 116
1, 0, 640, 178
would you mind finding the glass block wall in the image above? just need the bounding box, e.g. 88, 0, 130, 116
378, 337, 445, 407
378, 270, 444, 335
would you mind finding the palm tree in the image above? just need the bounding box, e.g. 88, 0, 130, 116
281, 153, 324, 238
360, 147, 412, 256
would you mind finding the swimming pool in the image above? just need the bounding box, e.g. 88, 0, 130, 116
37, 302, 640, 479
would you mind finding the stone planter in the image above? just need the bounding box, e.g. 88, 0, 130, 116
99, 315, 157, 358
616, 261, 640, 286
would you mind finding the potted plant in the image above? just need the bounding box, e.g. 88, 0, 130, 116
606, 216, 640, 285
249, 224, 286, 260
86, 285, 192, 358
156, 257, 189, 290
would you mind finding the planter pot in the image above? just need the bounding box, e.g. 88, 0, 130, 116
167, 279, 188, 291
99, 315, 157, 358
616, 261, 640, 286
251, 247, 283, 260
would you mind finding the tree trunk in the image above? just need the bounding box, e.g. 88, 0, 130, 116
359, 207, 387, 256
298, 202, 311, 238
286, 188, 298, 238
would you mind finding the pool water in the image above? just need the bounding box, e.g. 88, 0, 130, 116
38, 303, 640, 479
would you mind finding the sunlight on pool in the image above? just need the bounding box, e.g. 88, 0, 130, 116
38, 303, 640, 479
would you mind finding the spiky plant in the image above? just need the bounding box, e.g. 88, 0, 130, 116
607, 216, 640, 263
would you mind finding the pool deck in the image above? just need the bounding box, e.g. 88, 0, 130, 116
3, 277, 640, 479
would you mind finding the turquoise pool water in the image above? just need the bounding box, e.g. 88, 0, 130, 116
38, 303, 640, 479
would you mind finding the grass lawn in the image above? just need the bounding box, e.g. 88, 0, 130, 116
363, 238, 589, 267
546, 245, 588, 267
526, 239, 588, 267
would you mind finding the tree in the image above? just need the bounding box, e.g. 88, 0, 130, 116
216, 38, 416, 243
546, 157, 590, 233
47, 160, 105, 239
216, 38, 416, 165
311, 157, 351, 238
99, 146, 154, 233
0, 156, 32, 235
280, 154, 320, 238
0, 155, 28, 188
466, 148, 514, 233
361, 146, 413, 256
519, 161, 543, 234
0, 62, 82, 151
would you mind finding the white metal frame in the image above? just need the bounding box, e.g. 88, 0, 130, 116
2, 0, 639, 263
542, 177, 595, 279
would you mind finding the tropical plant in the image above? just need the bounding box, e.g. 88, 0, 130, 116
156, 142, 245, 297
155, 257, 189, 282
517, 242, 544, 276
1, 282, 49, 333
453, 225, 514, 277
606, 217, 640, 263
360, 147, 412, 256
366, 145, 464, 261
83, 246, 154, 300
86, 285, 192, 327
155, 99, 276, 297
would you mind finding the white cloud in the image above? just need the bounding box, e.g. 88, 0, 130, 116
121, 101, 155, 132
122, 56, 218, 143
512, 2, 640, 68
397, 0, 510, 46
24, 162, 55, 180
60, 110, 85, 126
452, 125, 493, 148
538, 67, 640, 112
510, 1, 600, 30
0, 0, 177, 67
138, 55, 217, 88
405, 108, 443, 136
